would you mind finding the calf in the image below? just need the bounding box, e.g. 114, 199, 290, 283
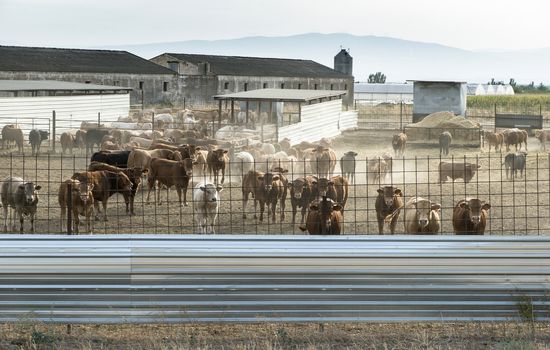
484, 131, 504, 153
87, 161, 147, 215
29, 129, 49, 155
312, 176, 349, 211
147, 158, 194, 206
367, 157, 388, 184
403, 196, 441, 235
392, 132, 407, 157
207, 148, 229, 184
60, 132, 77, 155
58, 179, 94, 234
193, 182, 223, 234
439, 131, 452, 156
503, 152, 527, 179
90, 150, 131, 168
288, 175, 317, 224
242, 170, 287, 223
438, 161, 481, 184
535, 129, 550, 150
375, 186, 404, 235
452, 198, 491, 235
299, 197, 343, 235
0, 176, 41, 233
340, 151, 358, 184
71, 170, 133, 221
310, 146, 337, 178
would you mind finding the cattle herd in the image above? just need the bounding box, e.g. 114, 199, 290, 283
0, 112, 548, 235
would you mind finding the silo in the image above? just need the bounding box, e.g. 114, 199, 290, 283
334, 49, 353, 76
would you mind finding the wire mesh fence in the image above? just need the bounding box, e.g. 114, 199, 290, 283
0, 151, 549, 235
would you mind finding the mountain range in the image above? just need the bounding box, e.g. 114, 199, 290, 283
102, 33, 550, 84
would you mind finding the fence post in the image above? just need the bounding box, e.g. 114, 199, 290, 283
152, 112, 155, 133
400, 101, 403, 130
97, 112, 101, 127
52, 110, 56, 154
67, 181, 72, 235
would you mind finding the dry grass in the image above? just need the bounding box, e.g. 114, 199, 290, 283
1, 322, 549, 349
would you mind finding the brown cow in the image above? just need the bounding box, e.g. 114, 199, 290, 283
484, 131, 504, 153
87, 161, 147, 215
1, 125, 24, 153
375, 186, 404, 234
58, 179, 94, 234
452, 198, 491, 235
127, 149, 182, 172
299, 197, 343, 235
535, 129, 550, 150
392, 132, 407, 157
147, 157, 194, 206
60, 132, 77, 155
71, 170, 133, 221
403, 196, 441, 235
367, 157, 388, 184
311, 176, 349, 211
438, 161, 481, 184
309, 146, 337, 178
241, 170, 287, 223
288, 175, 318, 224
503, 128, 528, 152
207, 148, 229, 184
242, 170, 264, 219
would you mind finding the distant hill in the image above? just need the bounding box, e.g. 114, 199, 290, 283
101, 33, 550, 84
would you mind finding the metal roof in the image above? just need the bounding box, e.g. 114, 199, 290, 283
159, 53, 351, 78
214, 88, 347, 102
355, 83, 413, 94
0, 45, 175, 75
408, 79, 468, 84
0, 80, 132, 92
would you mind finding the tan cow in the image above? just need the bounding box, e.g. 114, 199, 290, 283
1, 125, 24, 153
453, 198, 491, 235
311, 176, 349, 211
439, 161, 481, 184
392, 132, 407, 157
147, 158, 194, 206
309, 146, 337, 178
58, 179, 94, 234
375, 186, 404, 234
403, 196, 441, 234
60, 132, 77, 155
299, 197, 343, 235
484, 131, 504, 153
535, 129, 550, 150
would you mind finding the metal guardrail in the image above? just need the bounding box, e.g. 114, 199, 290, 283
0, 235, 549, 323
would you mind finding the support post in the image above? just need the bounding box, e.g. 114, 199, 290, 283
258, 101, 263, 142
245, 101, 249, 124
97, 112, 101, 127
298, 102, 301, 123
67, 181, 72, 235
218, 100, 222, 137
231, 100, 235, 123
52, 110, 56, 154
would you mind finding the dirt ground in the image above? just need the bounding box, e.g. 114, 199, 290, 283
1, 321, 549, 349
0, 129, 548, 235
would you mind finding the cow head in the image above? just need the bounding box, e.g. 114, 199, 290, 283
39, 130, 49, 140
459, 198, 491, 225
289, 178, 307, 199
344, 151, 358, 157
18, 182, 41, 206
179, 158, 195, 176
212, 148, 228, 160
258, 172, 279, 192
310, 197, 342, 234
377, 186, 402, 207
72, 179, 94, 203
199, 183, 222, 202
312, 178, 333, 197
412, 198, 441, 228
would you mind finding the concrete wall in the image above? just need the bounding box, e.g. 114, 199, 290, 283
0, 72, 177, 107
413, 82, 467, 121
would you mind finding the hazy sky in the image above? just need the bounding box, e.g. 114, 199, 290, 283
0, 0, 548, 51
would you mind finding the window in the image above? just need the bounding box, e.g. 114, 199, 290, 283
163, 82, 168, 92
298, 83, 302, 90
168, 62, 179, 73
314, 83, 318, 90
263, 83, 268, 89
224, 82, 229, 89
244, 83, 248, 91
139, 81, 144, 89
280, 83, 285, 89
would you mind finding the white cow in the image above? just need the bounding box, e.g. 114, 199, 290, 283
193, 182, 222, 234
232, 151, 255, 178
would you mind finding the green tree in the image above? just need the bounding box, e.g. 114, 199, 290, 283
368, 72, 386, 84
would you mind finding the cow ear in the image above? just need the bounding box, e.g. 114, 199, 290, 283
477, 164, 482, 169
459, 202, 469, 209
332, 204, 343, 211
287, 183, 293, 188
431, 203, 442, 211
34, 185, 42, 191
257, 176, 264, 181
328, 181, 334, 185
311, 181, 317, 185
353, 152, 358, 156
199, 186, 206, 192
216, 186, 223, 192
482, 203, 491, 211
88, 183, 94, 191
377, 188, 383, 194
272, 175, 280, 181
223, 150, 228, 154
309, 204, 319, 211
394, 189, 402, 195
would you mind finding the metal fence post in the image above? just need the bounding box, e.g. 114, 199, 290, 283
97, 112, 101, 127
52, 110, 56, 154
400, 101, 403, 130
67, 181, 72, 235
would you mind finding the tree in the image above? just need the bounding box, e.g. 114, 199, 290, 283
537, 83, 548, 92
368, 72, 386, 84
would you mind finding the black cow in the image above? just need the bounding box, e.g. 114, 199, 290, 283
91, 150, 131, 168
29, 129, 49, 155
85, 128, 110, 153
504, 152, 527, 179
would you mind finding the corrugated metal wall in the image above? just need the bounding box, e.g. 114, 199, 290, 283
278, 100, 357, 144
0, 94, 130, 137
1, 235, 548, 323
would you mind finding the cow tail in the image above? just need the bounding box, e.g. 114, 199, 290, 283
384, 204, 404, 224
342, 178, 349, 209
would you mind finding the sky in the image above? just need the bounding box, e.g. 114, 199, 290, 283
0, 0, 549, 51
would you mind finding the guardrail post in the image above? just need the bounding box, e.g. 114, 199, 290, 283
52, 110, 56, 154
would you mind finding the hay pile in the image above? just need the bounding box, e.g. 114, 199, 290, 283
413, 111, 479, 129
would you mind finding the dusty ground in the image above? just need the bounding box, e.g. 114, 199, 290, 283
1, 321, 549, 349
0, 129, 548, 235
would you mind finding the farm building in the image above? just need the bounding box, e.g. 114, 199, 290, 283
411, 80, 467, 122
354, 83, 413, 104
0, 80, 131, 138
150, 51, 355, 109
467, 83, 515, 96
0, 45, 176, 106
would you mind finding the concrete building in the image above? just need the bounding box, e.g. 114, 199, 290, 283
151, 52, 355, 108
411, 80, 467, 122
0, 45, 177, 106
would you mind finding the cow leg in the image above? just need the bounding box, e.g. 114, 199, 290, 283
221, 167, 225, 184
242, 191, 249, 219
73, 208, 80, 234
259, 200, 265, 222
146, 178, 155, 204
182, 187, 189, 207
61, 206, 66, 232
19, 209, 24, 233
102, 201, 108, 221
300, 205, 307, 225
93, 202, 101, 221
176, 188, 183, 207
377, 218, 384, 235
280, 197, 286, 222
30, 212, 35, 233
291, 203, 297, 224
3, 206, 8, 232
271, 201, 277, 223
